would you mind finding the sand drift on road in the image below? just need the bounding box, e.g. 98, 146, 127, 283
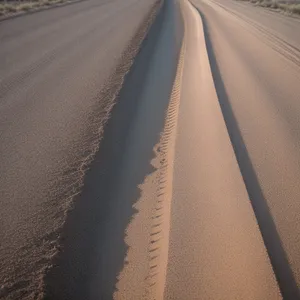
2, 0, 300, 298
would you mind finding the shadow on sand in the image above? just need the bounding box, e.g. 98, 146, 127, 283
196, 6, 300, 300
43, 0, 182, 299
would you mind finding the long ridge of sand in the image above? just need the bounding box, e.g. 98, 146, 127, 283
164, 1, 282, 299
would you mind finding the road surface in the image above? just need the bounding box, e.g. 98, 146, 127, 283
0, 0, 159, 298
1, 0, 300, 299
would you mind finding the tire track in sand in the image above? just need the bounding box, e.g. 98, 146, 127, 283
145, 38, 185, 300
111, 1, 184, 298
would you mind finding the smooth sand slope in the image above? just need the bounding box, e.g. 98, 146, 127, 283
164, 1, 281, 299
192, 0, 300, 298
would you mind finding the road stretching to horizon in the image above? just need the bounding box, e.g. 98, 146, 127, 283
1, 0, 300, 298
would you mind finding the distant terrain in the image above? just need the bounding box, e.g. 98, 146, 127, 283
0, 0, 76, 17
237, 0, 300, 15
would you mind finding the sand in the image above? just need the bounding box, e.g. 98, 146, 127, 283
2, 0, 300, 298
164, 1, 281, 299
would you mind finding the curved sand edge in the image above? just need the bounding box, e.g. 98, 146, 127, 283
164, 0, 282, 299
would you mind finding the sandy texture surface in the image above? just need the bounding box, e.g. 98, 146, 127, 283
84, 0, 183, 299
164, 1, 281, 299
2, 0, 300, 298
192, 0, 300, 298
0, 0, 159, 298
